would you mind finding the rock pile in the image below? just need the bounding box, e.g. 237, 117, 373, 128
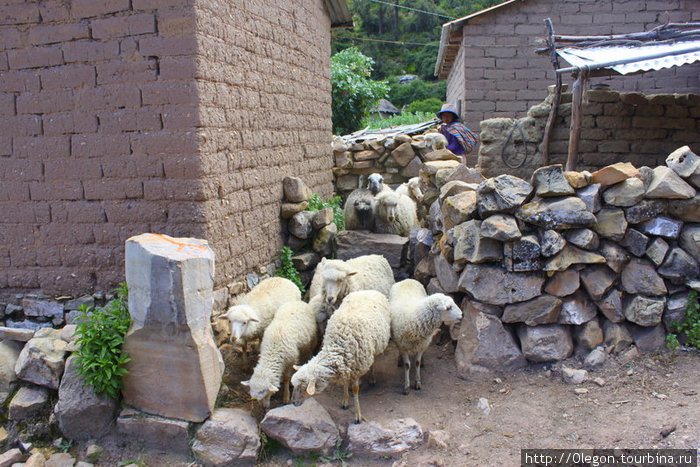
332, 130, 460, 199
280, 176, 338, 284
411, 146, 699, 377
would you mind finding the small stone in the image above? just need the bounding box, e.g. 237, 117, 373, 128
593, 377, 606, 386
574, 388, 589, 395
283, 176, 312, 202
477, 398, 491, 415
666, 145, 700, 178
562, 366, 589, 384
589, 162, 639, 187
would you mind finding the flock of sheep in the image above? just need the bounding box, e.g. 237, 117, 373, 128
344, 173, 423, 236
224, 253, 462, 424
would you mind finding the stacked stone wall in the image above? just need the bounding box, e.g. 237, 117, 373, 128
410, 151, 699, 372
478, 89, 700, 180
451, 0, 699, 133
0, 0, 335, 303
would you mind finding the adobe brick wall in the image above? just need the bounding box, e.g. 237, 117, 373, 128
477, 89, 700, 179
0, 0, 334, 301
450, 0, 700, 133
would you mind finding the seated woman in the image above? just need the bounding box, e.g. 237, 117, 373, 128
436, 103, 479, 156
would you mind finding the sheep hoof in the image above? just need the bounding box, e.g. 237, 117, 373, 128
414, 383, 421, 391
402, 388, 409, 395
342, 404, 349, 410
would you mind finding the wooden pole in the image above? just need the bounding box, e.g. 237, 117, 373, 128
542, 18, 561, 166
566, 71, 586, 171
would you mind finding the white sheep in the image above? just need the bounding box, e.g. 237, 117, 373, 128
291, 289, 391, 423
241, 300, 318, 408
374, 190, 419, 237
395, 176, 424, 204
343, 187, 376, 231
224, 276, 302, 355
307, 254, 394, 335
317, 254, 394, 306
367, 172, 392, 195
389, 279, 462, 394
423, 132, 448, 150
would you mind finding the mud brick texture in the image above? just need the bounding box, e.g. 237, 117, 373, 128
0, 0, 335, 299
442, 0, 699, 133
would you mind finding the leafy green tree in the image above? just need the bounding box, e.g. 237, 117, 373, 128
407, 97, 443, 113
388, 78, 446, 109
331, 47, 389, 135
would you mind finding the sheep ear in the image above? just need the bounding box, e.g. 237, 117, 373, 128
249, 316, 260, 323
240, 380, 250, 387
321, 257, 327, 265
269, 384, 279, 393
306, 379, 316, 396
292, 364, 301, 371
347, 271, 358, 277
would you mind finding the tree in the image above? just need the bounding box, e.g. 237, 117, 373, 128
331, 47, 390, 135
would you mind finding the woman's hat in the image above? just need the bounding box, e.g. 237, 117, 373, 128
436, 103, 459, 120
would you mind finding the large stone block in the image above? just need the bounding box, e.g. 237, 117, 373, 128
54, 355, 119, 440
122, 233, 224, 423
335, 230, 407, 269
458, 264, 544, 305
455, 311, 527, 377
517, 324, 573, 362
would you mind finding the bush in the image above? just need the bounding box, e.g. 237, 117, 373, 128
407, 97, 443, 114
667, 290, 700, 351
331, 47, 389, 135
74, 283, 131, 399
365, 111, 437, 130
308, 193, 345, 232
276, 246, 305, 294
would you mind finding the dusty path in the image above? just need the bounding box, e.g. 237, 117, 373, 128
255, 343, 699, 466
81, 343, 699, 466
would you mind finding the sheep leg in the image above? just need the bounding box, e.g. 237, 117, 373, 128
352, 379, 364, 424
402, 352, 411, 395
414, 351, 425, 391
283, 374, 291, 405
342, 382, 350, 410
368, 364, 376, 386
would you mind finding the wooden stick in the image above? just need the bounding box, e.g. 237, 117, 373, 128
566, 71, 586, 171
542, 18, 561, 165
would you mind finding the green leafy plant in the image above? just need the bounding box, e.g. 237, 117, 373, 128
277, 246, 305, 294
320, 439, 353, 466
331, 47, 390, 135
58, 438, 73, 453
308, 193, 345, 232
258, 431, 286, 463
74, 283, 131, 399
667, 290, 700, 351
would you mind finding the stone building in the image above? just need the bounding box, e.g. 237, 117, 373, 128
0, 0, 351, 301
434, 0, 700, 133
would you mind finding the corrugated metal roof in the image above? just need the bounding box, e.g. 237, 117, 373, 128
557, 40, 700, 75
324, 0, 353, 28
341, 119, 440, 142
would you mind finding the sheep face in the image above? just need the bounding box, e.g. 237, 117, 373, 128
377, 193, 399, 222
240, 378, 277, 408
367, 173, 385, 195
319, 260, 356, 305
354, 198, 374, 229
407, 178, 424, 202
290, 364, 331, 406
432, 294, 462, 324
224, 304, 259, 343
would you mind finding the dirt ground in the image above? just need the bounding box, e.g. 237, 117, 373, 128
62, 340, 699, 466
